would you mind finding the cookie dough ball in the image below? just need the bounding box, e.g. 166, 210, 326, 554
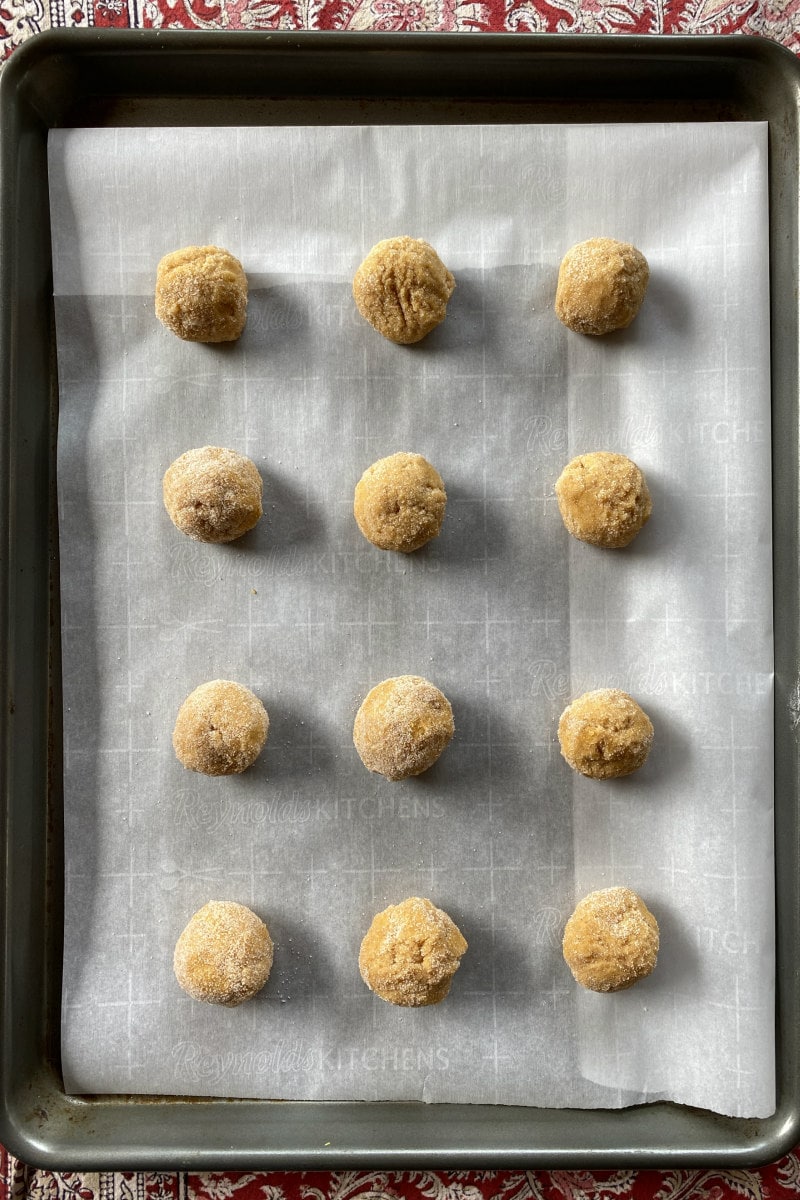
555, 237, 649, 336
558, 688, 653, 780
562, 887, 659, 992
359, 896, 467, 1007
174, 900, 273, 1006
173, 680, 269, 776
354, 452, 446, 553
555, 451, 652, 549
353, 236, 455, 344
354, 675, 454, 781
163, 446, 263, 544
155, 245, 247, 342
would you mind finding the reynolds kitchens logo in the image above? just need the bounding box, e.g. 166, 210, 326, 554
173, 790, 312, 834
173, 791, 447, 833
526, 414, 661, 457
529, 660, 669, 701
172, 1041, 451, 1084
168, 544, 440, 586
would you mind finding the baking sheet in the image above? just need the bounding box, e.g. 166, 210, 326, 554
49, 122, 773, 1117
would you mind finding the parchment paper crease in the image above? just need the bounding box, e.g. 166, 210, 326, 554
49, 123, 773, 1116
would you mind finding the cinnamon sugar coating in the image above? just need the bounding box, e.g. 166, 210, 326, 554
163, 446, 263, 544
353, 236, 455, 344
562, 886, 659, 992
353, 675, 454, 781
555, 451, 651, 549
555, 237, 649, 336
173, 679, 269, 776
155, 245, 247, 342
174, 900, 273, 1006
359, 896, 467, 1007
354, 452, 446, 553
558, 688, 653, 780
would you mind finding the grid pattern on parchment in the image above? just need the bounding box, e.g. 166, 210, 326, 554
52, 122, 773, 1115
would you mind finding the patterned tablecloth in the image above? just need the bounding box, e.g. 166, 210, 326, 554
2, 0, 799, 55
3, 1147, 800, 1200
1, 8, 799, 1197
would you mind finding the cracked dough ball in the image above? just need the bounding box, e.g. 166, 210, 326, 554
555, 237, 649, 335
354, 675, 454, 781
174, 900, 273, 1006
173, 680, 269, 776
558, 688, 653, 780
555, 451, 652, 549
563, 887, 659, 992
155, 245, 247, 342
353, 236, 455, 344
163, 446, 263, 544
354, 452, 446, 553
359, 896, 467, 1007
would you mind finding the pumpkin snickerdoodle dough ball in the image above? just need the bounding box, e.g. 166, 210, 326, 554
174, 900, 274, 1006
353, 675, 454, 781
155, 245, 248, 342
562, 886, 659, 992
359, 896, 468, 1006
163, 446, 263, 544
353, 236, 455, 344
555, 237, 649, 336
173, 680, 269, 776
354, 452, 446, 553
555, 451, 652, 549
558, 688, 653, 780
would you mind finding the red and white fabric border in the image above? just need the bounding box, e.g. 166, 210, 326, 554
0, 7, 798, 1195
4, 1149, 800, 1200
1, 0, 799, 58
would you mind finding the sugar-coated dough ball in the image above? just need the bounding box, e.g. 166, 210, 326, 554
562, 887, 659, 992
174, 900, 273, 1006
555, 451, 652, 549
353, 236, 455, 344
155, 245, 247, 342
173, 680, 269, 776
354, 675, 454, 781
555, 237, 649, 336
359, 896, 467, 1006
558, 688, 653, 780
354, 452, 446, 553
163, 446, 263, 544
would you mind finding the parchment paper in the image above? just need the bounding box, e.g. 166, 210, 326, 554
49, 123, 773, 1117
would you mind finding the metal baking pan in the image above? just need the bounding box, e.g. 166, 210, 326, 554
1, 29, 798, 1171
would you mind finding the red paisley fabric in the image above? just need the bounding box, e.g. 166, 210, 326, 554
4, 1151, 800, 1200
1, 0, 799, 56
0, 4, 797, 1195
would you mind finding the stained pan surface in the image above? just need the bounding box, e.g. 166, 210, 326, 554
0, 29, 799, 1171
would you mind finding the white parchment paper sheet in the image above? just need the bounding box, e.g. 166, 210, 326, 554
49, 123, 773, 1116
